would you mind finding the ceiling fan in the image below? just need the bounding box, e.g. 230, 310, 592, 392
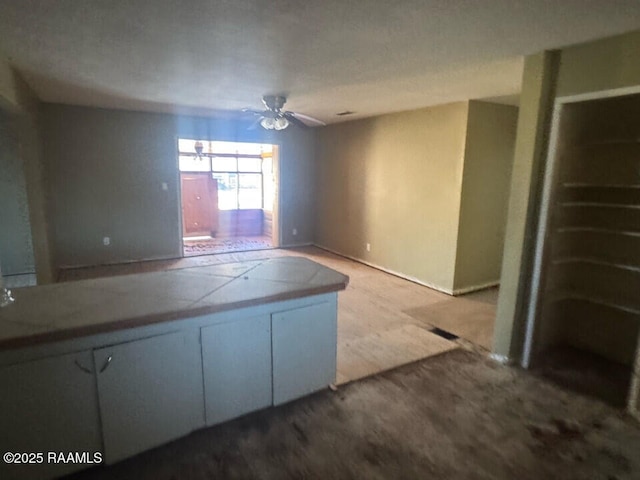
243, 95, 326, 130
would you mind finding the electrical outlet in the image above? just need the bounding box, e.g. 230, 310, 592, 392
103, 237, 111, 246
366, 243, 371, 252
161, 182, 168, 191
292, 228, 298, 236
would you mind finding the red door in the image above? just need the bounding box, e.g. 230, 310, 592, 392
181, 173, 218, 237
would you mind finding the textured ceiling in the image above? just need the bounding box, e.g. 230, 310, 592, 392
0, 1, 639, 124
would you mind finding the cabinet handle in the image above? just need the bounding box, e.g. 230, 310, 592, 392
74, 359, 92, 374
99, 355, 113, 373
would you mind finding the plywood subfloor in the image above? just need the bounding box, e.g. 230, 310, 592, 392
57, 246, 497, 384
403, 290, 498, 350
336, 324, 457, 384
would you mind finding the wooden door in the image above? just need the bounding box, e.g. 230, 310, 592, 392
181, 173, 219, 237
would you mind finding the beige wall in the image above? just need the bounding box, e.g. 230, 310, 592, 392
42, 104, 316, 269
315, 102, 469, 292
557, 30, 640, 98
453, 101, 518, 292
494, 29, 640, 361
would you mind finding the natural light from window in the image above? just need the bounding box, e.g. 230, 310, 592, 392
178, 139, 274, 210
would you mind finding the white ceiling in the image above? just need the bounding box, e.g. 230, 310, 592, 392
0, 1, 639, 124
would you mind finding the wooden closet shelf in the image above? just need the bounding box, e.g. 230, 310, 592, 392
556, 227, 640, 237
558, 202, 640, 209
563, 183, 640, 189
546, 293, 640, 316
552, 257, 640, 273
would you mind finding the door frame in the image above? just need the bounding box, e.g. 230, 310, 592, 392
175, 139, 282, 257
521, 84, 640, 369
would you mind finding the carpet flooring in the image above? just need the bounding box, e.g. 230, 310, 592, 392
183, 236, 273, 256
65, 349, 640, 480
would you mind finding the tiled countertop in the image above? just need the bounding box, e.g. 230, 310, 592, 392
0, 257, 349, 349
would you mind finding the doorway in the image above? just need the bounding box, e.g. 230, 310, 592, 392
178, 139, 279, 256
526, 90, 640, 408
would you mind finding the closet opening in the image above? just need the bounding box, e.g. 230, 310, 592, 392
528, 92, 640, 408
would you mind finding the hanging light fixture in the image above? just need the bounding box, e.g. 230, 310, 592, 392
259, 113, 289, 130
274, 116, 289, 130
244, 95, 326, 131
260, 116, 276, 130
194, 141, 205, 159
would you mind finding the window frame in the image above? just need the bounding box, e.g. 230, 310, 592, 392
178, 148, 266, 210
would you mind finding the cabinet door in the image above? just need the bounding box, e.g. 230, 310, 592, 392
201, 315, 272, 425
94, 330, 204, 464
272, 301, 337, 405
0, 351, 102, 480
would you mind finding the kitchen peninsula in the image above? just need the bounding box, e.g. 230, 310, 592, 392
0, 256, 348, 480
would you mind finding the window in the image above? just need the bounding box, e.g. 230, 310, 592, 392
178, 140, 273, 210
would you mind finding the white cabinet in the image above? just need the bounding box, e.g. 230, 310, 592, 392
0, 350, 102, 480
0, 292, 340, 475
272, 301, 337, 405
94, 330, 204, 463
201, 315, 272, 425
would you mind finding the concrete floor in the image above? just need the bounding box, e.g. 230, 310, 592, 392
58, 246, 498, 384
66, 349, 640, 480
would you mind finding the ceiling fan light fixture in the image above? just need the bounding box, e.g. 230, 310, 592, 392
194, 140, 204, 157
260, 117, 276, 130
274, 116, 289, 130
247, 95, 324, 131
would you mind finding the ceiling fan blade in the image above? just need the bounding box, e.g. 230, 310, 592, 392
242, 108, 263, 115
247, 115, 263, 130
286, 111, 326, 127
283, 112, 308, 128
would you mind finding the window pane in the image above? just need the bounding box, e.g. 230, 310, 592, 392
178, 138, 201, 154
209, 141, 238, 154
211, 156, 237, 172
238, 174, 263, 209
179, 155, 210, 172
238, 157, 262, 172
235, 142, 263, 155
212, 173, 238, 210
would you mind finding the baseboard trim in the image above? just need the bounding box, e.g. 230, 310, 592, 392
281, 242, 314, 249
313, 244, 454, 295
3, 273, 37, 288
57, 253, 181, 272
452, 281, 500, 296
